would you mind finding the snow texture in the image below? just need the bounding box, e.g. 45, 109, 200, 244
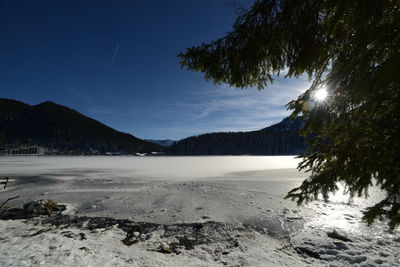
0, 156, 399, 266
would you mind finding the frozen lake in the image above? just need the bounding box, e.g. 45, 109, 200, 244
0, 156, 387, 234
1, 156, 307, 231
1, 156, 399, 266
0, 155, 302, 179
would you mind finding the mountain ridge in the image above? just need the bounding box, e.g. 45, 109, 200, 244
0, 98, 306, 155
0, 98, 163, 154
166, 117, 306, 155
145, 139, 175, 147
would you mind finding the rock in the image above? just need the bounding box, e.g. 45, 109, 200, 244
133, 231, 140, 237
62, 231, 76, 238
327, 230, 352, 242
23, 199, 64, 215
295, 247, 321, 259
31, 227, 54, 236
286, 216, 303, 220
79, 233, 87, 240
80, 220, 89, 228
201, 215, 210, 219
160, 208, 168, 212
160, 242, 168, 249
140, 234, 147, 241
79, 247, 91, 253
91, 228, 106, 233
160, 242, 173, 253
167, 225, 178, 231
122, 237, 139, 246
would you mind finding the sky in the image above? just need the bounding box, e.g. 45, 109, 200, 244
0, 0, 310, 140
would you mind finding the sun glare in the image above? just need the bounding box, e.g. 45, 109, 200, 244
314, 87, 328, 102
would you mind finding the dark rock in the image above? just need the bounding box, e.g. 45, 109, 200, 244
327, 230, 352, 242
79, 247, 91, 253
295, 247, 321, 259
63, 231, 76, 239
31, 227, 54, 236
79, 233, 87, 240
122, 237, 139, 246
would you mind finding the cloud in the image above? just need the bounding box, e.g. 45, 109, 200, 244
62, 76, 311, 140
136, 76, 310, 139
109, 43, 120, 66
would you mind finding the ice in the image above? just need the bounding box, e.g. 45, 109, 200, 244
0, 155, 300, 179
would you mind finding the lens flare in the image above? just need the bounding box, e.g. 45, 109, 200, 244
314, 87, 328, 102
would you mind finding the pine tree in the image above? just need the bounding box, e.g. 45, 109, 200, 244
178, 0, 400, 229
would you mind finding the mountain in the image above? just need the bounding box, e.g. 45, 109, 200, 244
145, 139, 175, 147
166, 117, 306, 155
0, 98, 163, 154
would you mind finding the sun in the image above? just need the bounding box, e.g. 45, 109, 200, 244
313, 87, 328, 102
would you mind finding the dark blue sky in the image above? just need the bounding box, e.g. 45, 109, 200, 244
0, 0, 309, 140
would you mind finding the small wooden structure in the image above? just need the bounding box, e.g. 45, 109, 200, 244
9, 146, 46, 155
1, 177, 11, 189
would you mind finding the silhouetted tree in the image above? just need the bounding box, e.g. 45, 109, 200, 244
179, 0, 400, 229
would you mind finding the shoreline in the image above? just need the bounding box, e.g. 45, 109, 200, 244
0, 211, 312, 267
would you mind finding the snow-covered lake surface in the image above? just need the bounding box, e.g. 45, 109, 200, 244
1, 156, 399, 266
1, 155, 301, 179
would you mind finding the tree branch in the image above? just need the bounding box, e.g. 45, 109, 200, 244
0, 195, 20, 215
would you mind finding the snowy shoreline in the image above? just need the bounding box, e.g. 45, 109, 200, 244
2, 210, 399, 266
1, 156, 399, 266
0, 214, 312, 267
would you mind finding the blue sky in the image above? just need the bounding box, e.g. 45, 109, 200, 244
0, 0, 310, 140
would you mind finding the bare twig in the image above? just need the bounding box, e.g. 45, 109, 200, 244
0, 195, 20, 215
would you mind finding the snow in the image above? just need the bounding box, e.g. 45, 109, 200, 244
0, 217, 311, 267
291, 228, 400, 266
1, 156, 399, 266
0, 155, 300, 179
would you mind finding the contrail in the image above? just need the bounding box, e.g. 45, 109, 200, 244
109, 43, 120, 66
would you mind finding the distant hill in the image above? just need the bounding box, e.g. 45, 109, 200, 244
167, 117, 306, 155
0, 98, 163, 154
145, 139, 175, 147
